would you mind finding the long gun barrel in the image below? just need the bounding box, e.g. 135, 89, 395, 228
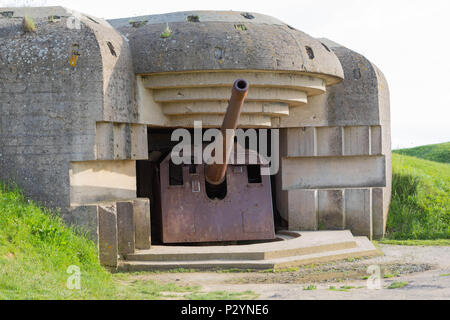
205, 79, 249, 185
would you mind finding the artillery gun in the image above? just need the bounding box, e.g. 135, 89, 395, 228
154, 80, 276, 243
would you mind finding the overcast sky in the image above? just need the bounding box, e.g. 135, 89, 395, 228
3, 0, 449, 149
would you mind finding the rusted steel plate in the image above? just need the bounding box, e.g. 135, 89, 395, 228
157, 152, 275, 243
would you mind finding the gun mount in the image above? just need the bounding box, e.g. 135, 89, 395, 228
154, 79, 275, 244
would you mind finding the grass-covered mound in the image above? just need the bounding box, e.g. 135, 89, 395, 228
386, 153, 449, 240
393, 142, 450, 164
0, 184, 116, 299
0, 184, 254, 300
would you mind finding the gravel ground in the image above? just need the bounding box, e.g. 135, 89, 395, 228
127, 245, 450, 300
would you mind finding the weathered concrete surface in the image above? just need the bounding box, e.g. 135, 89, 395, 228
136, 70, 329, 128
316, 127, 343, 156
125, 231, 357, 261
0, 7, 148, 235
119, 231, 379, 271
109, 11, 344, 83
345, 189, 372, 238
144, 245, 450, 300
318, 190, 345, 230
0, 7, 391, 245
134, 198, 151, 250
69, 160, 136, 205
276, 41, 391, 239
97, 204, 118, 268
281, 156, 386, 190
117, 201, 136, 255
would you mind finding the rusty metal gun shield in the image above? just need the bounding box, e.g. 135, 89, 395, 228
157, 152, 275, 243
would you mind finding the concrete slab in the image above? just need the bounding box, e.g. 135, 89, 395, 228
117, 201, 135, 255
97, 204, 118, 269
343, 126, 370, 156
133, 198, 151, 250
119, 237, 379, 271
281, 156, 386, 189
318, 190, 345, 230
125, 230, 357, 262
345, 189, 373, 238
287, 190, 318, 231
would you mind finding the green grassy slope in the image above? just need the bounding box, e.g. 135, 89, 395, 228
393, 142, 450, 164
386, 153, 450, 240
0, 184, 254, 300
0, 184, 116, 299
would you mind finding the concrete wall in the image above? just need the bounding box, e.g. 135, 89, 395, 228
69, 160, 137, 205
0, 7, 148, 237
276, 41, 392, 239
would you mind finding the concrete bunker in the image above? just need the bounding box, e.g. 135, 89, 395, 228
0, 7, 391, 269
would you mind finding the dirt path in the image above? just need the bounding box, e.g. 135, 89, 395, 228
126, 245, 450, 300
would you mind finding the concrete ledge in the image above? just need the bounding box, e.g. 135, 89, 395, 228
125, 230, 356, 262
281, 156, 386, 190
119, 235, 379, 271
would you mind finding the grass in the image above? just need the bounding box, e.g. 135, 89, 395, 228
186, 15, 200, 22
22, 16, 36, 33
187, 291, 257, 300
0, 184, 115, 299
0, 184, 256, 300
160, 23, 172, 38
385, 151, 449, 240
387, 281, 409, 289
234, 24, 248, 31
216, 267, 300, 273
303, 285, 317, 291
329, 285, 356, 292
129, 20, 148, 28
378, 239, 450, 246
393, 142, 450, 164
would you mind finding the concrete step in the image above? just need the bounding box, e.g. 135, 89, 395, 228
124, 230, 358, 262
142, 71, 326, 97
118, 237, 379, 272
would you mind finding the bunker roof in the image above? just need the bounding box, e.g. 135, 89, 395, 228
108, 11, 344, 85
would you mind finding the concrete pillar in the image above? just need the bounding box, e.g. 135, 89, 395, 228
113, 123, 131, 160
372, 188, 385, 239
288, 190, 318, 231
133, 198, 151, 250
117, 201, 136, 255
343, 126, 370, 156
95, 122, 114, 160
280, 127, 316, 157
318, 190, 344, 230
316, 127, 343, 156
345, 189, 372, 239
130, 124, 148, 160
370, 126, 382, 155
97, 204, 118, 269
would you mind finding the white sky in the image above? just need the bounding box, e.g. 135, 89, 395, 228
3, 0, 450, 149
